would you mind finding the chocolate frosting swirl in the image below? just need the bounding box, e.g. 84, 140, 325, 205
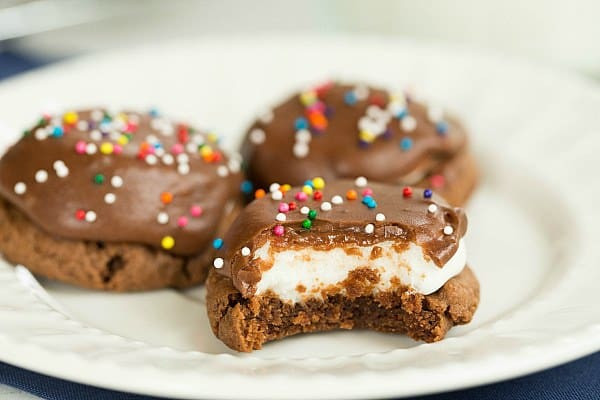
0, 109, 242, 255
243, 82, 468, 189
214, 179, 467, 297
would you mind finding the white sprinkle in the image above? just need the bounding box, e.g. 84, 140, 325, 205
241, 247, 251, 256
34, 128, 47, 140
91, 110, 103, 121
145, 154, 158, 165
355, 176, 368, 187
228, 158, 241, 173
146, 134, 158, 144
354, 84, 369, 100
300, 206, 310, 215
275, 212, 286, 222
162, 154, 174, 165
213, 257, 224, 269
185, 143, 197, 154
259, 109, 274, 124
154, 147, 165, 157
89, 130, 102, 141
269, 183, 281, 193
157, 212, 169, 224
85, 143, 97, 155
85, 211, 97, 223
216, 165, 229, 177
293, 142, 309, 158
295, 129, 312, 143
193, 134, 205, 145
427, 105, 444, 123
443, 225, 454, 235
320, 201, 332, 211
177, 153, 189, 164
249, 128, 266, 145
160, 123, 174, 136
331, 195, 343, 205
375, 213, 386, 222
104, 193, 116, 204
428, 204, 438, 213
128, 113, 140, 124
178, 163, 190, 175
53, 160, 65, 170
401, 115, 417, 132
55, 166, 69, 178
271, 190, 283, 200
35, 169, 48, 183
365, 223, 375, 234
111, 176, 123, 188
14, 182, 26, 195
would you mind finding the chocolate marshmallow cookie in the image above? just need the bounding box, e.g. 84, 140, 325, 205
206, 178, 479, 352
0, 109, 242, 291
242, 82, 477, 205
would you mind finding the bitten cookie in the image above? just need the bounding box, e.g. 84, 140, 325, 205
206, 178, 479, 352
0, 109, 242, 291
242, 82, 477, 205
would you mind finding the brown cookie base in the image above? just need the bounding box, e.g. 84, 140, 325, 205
206, 266, 479, 352
419, 149, 478, 206
0, 199, 240, 291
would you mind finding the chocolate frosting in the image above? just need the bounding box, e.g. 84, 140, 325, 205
0, 109, 242, 255
215, 179, 467, 297
243, 82, 468, 189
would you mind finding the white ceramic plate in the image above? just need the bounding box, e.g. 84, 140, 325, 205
0, 35, 599, 400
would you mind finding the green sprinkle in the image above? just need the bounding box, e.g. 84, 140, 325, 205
308, 209, 317, 220
93, 174, 105, 184
302, 219, 312, 229
22, 130, 31, 137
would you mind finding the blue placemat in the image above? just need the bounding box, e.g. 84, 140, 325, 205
1, 352, 599, 400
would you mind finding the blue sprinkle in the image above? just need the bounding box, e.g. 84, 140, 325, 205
294, 117, 309, 130
362, 195, 373, 205
149, 108, 159, 117
52, 126, 63, 137
400, 137, 413, 151
423, 189, 432, 199
212, 238, 224, 250
344, 91, 357, 105
153, 142, 162, 149
396, 108, 408, 119
367, 200, 377, 209
303, 180, 314, 188
436, 121, 449, 135
240, 180, 253, 194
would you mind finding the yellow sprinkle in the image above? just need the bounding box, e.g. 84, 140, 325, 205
300, 90, 317, 106
207, 133, 218, 143
63, 111, 78, 125
117, 135, 129, 145
100, 142, 114, 155
302, 185, 313, 195
116, 113, 128, 122
312, 177, 325, 190
200, 145, 213, 157
280, 184, 291, 193
161, 236, 175, 250
359, 130, 375, 142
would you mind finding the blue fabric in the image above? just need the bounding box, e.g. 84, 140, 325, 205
0, 49, 46, 80
1, 48, 599, 400
0, 352, 599, 399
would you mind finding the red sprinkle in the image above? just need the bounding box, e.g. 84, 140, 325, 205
288, 201, 297, 211
75, 209, 86, 220
177, 124, 189, 144
368, 94, 386, 107
402, 187, 413, 198
313, 190, 323, 200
